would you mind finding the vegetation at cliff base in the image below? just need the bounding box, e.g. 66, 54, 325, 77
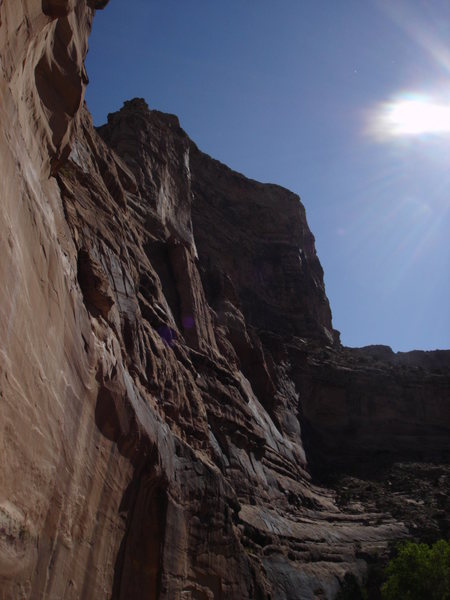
381, 540, 450, 600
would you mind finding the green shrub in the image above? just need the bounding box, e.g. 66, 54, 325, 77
381, 539, 450, 600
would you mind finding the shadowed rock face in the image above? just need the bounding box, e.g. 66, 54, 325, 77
298, 346, 450, 476
0, 2, 449, 600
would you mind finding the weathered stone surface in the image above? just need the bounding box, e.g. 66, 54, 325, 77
0, 0, 103, 173
0, 3, 130, 600
297, 345, 450, 475
0, 1, 449, 599
189, 143, 335, 346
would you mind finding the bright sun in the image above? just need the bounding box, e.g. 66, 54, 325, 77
368, 94, 450, 139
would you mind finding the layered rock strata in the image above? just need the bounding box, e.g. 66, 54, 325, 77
0, 2, 449, 599
0, 2, 132, 600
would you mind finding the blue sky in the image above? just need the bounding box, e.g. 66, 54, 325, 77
86, 0, 450, 351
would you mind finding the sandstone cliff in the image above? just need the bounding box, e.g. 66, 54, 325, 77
0, 2, 449, 599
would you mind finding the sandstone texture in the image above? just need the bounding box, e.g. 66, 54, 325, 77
0, 2, 449, 599
0, 2, 129, 599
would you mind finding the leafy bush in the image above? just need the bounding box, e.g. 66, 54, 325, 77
381, 539, 450, 600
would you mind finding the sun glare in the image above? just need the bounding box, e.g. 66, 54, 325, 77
368, 94, 450, 140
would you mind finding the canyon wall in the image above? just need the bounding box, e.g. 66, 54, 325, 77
0, 2, 449, 599
0, 2, 131, 599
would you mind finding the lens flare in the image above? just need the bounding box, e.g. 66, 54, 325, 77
367, 94, 450, 139
389, 99, 450, 134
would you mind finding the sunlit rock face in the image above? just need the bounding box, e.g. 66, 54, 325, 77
0, 2, 129, 599
0, 2, 449, 599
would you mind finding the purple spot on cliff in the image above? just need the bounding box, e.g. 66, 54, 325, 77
157, 325, 177, 347
182, 315, 195, 330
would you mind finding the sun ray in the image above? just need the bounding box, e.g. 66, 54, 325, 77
377, 0, 450, 75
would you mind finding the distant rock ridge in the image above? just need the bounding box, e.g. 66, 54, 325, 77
0, 2, 449, 599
